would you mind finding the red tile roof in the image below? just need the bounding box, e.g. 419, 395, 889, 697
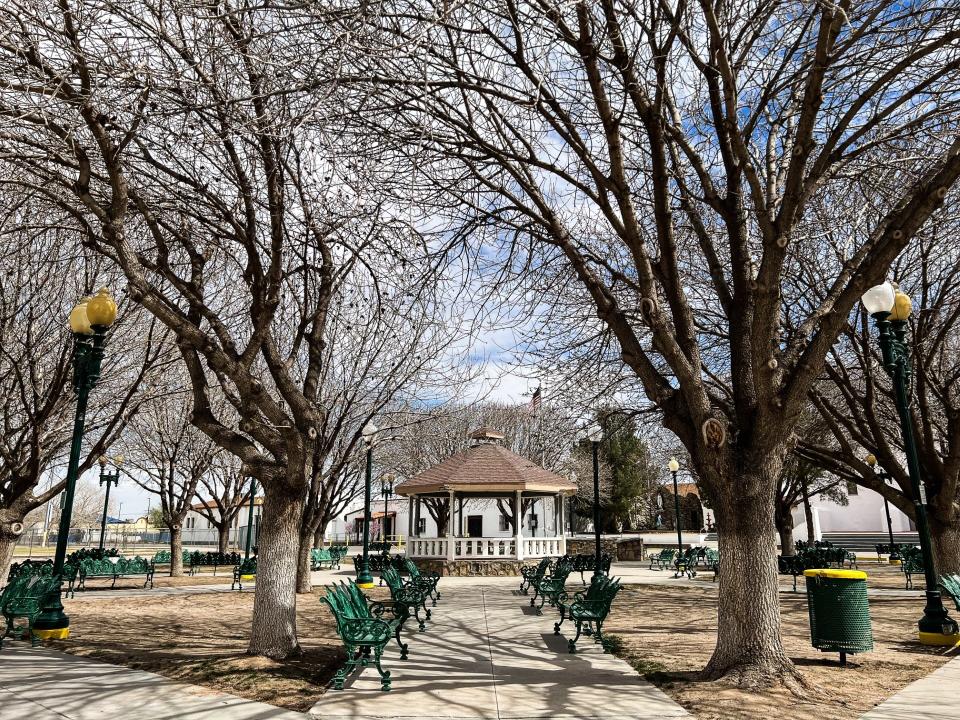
395, 443, 576, 494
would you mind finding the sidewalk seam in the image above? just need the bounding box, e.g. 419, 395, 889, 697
480, 586, 502, 720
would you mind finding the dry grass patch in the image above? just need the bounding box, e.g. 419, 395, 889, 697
605, 583, 954, 720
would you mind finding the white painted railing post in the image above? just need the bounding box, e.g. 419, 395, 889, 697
446, 489, 456, 562
515, 490, 525, 561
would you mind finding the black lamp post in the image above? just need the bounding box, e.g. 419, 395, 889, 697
244, 479, 257, 560
865, 453, 901, 564
380, 472, 395, 543
862, 281, 958, 645
356, 422, 378, 589
97, 455, 122, 551
34, 289, 118, 640
586, 423, 604, 582
668, 457, 683, 554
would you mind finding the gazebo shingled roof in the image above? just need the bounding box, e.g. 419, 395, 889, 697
394, 442, 576, 495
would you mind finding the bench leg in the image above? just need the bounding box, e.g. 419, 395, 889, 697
554, 606, 567, 635
373, 646, 392, 691
393, 625, 409, 660
568, 619, 583, 653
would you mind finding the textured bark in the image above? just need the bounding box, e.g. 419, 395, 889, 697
312, 525, 324, 548
170, 526, 184, 577
218, 526, 230, 555
248, 481, 304, 658
704, 471, 800, 689
295, 527, 313, 594
931, 520, 960, 576
776, 509, 796, 556
0, 529, 18, 584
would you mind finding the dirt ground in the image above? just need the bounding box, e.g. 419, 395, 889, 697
74, 573, 232, 592
605, 584, 955, 720
46, 580, 954, 718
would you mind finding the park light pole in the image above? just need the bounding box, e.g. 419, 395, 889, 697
862, 281, 959, 645
97, 455, 122, 551
356, 421, 378, 589
865, 453, 901, 564
586, 423, 604, 583
668, 457, 683, 555
244, 478, 258, 560
380, 472, 395, 543
34, 288, 118, 640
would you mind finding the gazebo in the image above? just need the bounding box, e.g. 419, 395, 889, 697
395, 428, 576, 574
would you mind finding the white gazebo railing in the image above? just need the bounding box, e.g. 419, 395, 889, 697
522, 537, 563, 558
407, 535, 565, 560
407, 538, 449, 558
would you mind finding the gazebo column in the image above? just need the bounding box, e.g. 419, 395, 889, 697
446, 489, 456, 561
408, 494, 415, 550
514, 490, 524, 561
558, 493, 566, 554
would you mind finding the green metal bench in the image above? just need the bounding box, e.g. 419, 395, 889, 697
402, 558, 440, 606
77, 557, 155, 591
648, 548, 676, 570
900, 547, 923, 590
1, 575, 60, 648
321, 581, 407, 691
232, 557, 257, 590
939, 574, 960, 611
673, 547, 699, 578
189, 551, 243, 576
381, 566, 431, 631
554, 574, 622, 653
520, 557, 551, 594
152, 550, 191, 565
7, 560, 78, 598
530, 556, 574, 614
311, 548, 341, 570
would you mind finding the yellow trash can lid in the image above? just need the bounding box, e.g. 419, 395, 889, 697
803, 568, 867, 580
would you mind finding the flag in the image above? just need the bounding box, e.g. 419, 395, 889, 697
529, 385, 542, 414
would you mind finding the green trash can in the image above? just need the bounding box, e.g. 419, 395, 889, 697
804, 568, 873, 665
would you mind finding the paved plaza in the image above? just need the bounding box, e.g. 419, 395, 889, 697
0, 572, 955, 719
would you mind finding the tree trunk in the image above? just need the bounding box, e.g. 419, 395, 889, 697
931, 518, 960, 576
313, 523, 325, 548
801, 491, 815, 543
295, 526, 313, 594
218, 525, 230, 555
704, 468, 800, 689
248, 481, 304, 659
774, 505, 795, 556
170, 525, 184, 577
0, 526, 20, 584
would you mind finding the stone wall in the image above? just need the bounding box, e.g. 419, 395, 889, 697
615, 539, 645, 561
416, 558, 525, 576
566, 537, 620, 558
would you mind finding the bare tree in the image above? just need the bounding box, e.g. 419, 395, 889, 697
342, 1, 960, 685
121, 390, 220, 576
191, 452, 249, 555
799, 218, 960, 574
0, 202, 167, 580
0, 1, 472, 657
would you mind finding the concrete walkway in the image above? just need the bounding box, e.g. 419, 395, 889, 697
0, 644, 306, 719
859, 655, 960, 719
309, 583, 690, 720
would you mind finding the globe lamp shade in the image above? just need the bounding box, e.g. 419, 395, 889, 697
86, 287, 118, 327
860, 282, 896, 316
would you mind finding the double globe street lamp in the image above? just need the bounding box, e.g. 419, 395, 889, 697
355, 422, 379, 589
34, 288, 118, 640
97, 455, 123, 551
380, 472, 396, 542
668, 457, 683, 556
586, 424, 605, 583
861, 281, 959, 645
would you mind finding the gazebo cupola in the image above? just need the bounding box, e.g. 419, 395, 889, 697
395, 428, 575, 574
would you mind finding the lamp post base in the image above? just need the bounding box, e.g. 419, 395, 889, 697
919, 630, 960, 646
355, 563, 375, 589
33, 588, 70, 640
